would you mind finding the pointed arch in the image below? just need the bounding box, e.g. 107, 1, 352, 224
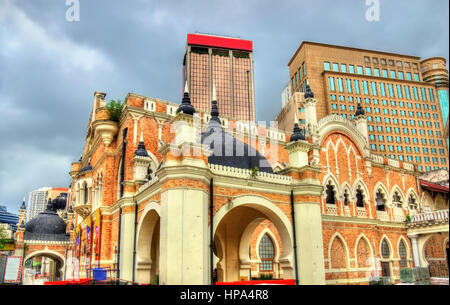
355, 234, 374, 268
322, 173, 341, 199
389, 185, 406, 209
340, 182, 352, 203
374, 182, 389, 211
352, 178, 370, 202
328, 232, 350, 269
397, 236, 411, 260
379, 235, 393, 259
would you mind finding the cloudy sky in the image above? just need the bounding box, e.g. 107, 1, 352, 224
0, 0, 448, 214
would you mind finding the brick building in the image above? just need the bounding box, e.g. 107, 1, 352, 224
59, 81, 448, 284
278, 42, 449, 172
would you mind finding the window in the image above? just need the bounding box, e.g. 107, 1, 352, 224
346, 79, 352, 93
376, 190, 386, 211
399, 241, 407, 268
398, 71, 404, 80
324, 62, 331, 71
381, 239, 390, 258
371, 82, 377, 96
343, 191, 350, 206
362, 81, 369, 95
341, 64, 347, 73
332, 63, 339, 72
374, 68, 380, 77
408, 195, 417, 211
382, 69, 388, 78
259, 234, 275, 272
381, 58, 387, 65
373, 57, 379, 64
428, 88, 434, 102
390, 70, 396, 78
414, 73, 420, 81
406, 72, 412, 81
326, 182, 336, 204
405, 85, 411, 98
396, 85, 403, 98
397, 61, 403, 68
388, 84, 395, 97
356, 187, 364, 208
380, 83, 386, 96
354, 80, 360, 94
412, 87, 419, 100
364, 56, 371, 64
365, 67, 372, 76
337, 78, 344, 92
392, 191, 402, 208
357, 66, 363, 75
388, 59, 394, 66
420, 88, 427, 101
349, 65, 355, 73
329, 77, 335, 91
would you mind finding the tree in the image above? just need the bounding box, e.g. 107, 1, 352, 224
106, 99, 124, 122
0, 225, 8, 249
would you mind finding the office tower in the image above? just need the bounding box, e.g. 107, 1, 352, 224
183, 33, 256, 121
281, 41, 449, 172
26, 187, 51, 221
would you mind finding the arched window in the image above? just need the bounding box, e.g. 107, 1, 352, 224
392, 191, 402, 208
408, 195, 417, 210
376, 190, 386, 211
381, 239, 390, 259
83, 183, 89, 204
326, 182, 336, 205
259, 234, 275, 272
399, 240, 407, 268
356, 187, 364, 208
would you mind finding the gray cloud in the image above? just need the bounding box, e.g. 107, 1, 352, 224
0, 0, 448, 213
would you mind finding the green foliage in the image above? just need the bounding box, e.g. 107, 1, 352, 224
251, 166, 259, 177
258, 273, 273, 280
0, 226, 6, 249
406, 214, 411, 222
106, 99, 124, 122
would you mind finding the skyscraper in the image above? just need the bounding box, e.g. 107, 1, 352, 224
278, 41, 449, 172
26, 187, 51, 221
183, 33, 256, 122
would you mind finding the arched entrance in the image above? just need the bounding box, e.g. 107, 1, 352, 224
135, 204, 161, 284
23, 249, 66, 284
213, 195, 294, 283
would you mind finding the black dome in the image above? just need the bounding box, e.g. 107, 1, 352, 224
52, 193, 67, 211
355, 103, 365, 116
24, 204, 69, 241
289, 123, 305, 142
201, 101, 273, 174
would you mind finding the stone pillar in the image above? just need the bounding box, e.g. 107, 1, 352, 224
293, 184, 326, 285
355, 115, 369, 144
118, 202, 136, 282
409, 234, 421, 267
285, 140, 312, 168
158, 171, 210, 285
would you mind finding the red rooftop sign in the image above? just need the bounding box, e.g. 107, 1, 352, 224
187, 33, 253, 52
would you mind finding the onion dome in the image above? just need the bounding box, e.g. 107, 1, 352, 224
290, 123, 305, 142
52, 193, 67, 211
201, 98, 273, 174
79, 162, 93, 173
135, 133, 149, 157
176, 82, 196, 115
355, 103, 365, 116
304, 84, 314, 99
24, 198, 69, 241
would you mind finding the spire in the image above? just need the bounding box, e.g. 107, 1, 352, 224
135, 132, 149, 157
290, 123, 305, 142
304, 83, 314, 99
355, 103, 365, 117
209, 83, 221, 125
20, 197, 26, 210
212, 83, 217, 102
177, 81, 196, 115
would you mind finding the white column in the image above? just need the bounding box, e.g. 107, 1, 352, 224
409, 235, 421, 267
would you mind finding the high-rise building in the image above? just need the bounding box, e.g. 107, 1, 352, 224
183, 33, 256, 121
26, 187, 51, 221
280, 41, 449, 172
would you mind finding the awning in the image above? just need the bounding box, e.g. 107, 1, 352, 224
420, 180, 449, 193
